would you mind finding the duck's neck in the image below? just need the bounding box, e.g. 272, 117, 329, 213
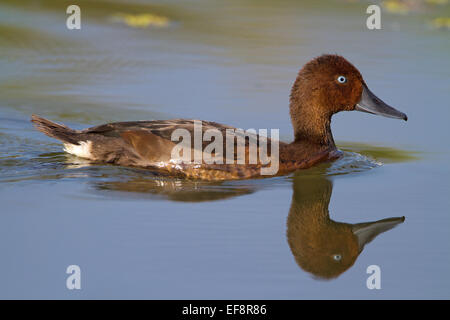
290, 108, 336, 148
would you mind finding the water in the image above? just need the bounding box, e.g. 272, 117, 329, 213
0, 0, 449, 299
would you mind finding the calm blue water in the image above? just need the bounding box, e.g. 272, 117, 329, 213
0, 0, 449, 299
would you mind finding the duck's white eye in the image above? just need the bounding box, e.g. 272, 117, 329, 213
333, 254, 342, 261
337, 76, 347, 84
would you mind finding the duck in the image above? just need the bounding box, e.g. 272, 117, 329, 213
287, 175, 405, 279
31, 54, 407, 180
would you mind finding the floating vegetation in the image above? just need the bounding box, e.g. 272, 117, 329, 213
381, 0, 449, 15
337, 142, 420, 164
430, 17, 450, 29
425, 0, 449, 5
382, 0, 415, 15
111, 13, 170, 28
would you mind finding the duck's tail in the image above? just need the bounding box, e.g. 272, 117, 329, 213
31, 114, 80, 145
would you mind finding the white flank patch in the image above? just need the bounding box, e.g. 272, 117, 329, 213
63, 141, 93, 159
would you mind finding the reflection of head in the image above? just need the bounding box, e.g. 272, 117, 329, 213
287, 175, 404, 280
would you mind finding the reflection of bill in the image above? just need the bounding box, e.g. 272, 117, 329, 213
287, 175, 404, 280
171, 120, 279, 176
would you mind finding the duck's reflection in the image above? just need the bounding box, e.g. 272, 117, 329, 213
79, 156, 404, 279
287, 175, 404, 279
96, 176, 256, 202
60, 156, 257, 201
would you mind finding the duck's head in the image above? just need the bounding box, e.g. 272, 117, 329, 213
290, 54, 407, 145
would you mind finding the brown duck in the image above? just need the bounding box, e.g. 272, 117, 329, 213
32, 54, 407, 180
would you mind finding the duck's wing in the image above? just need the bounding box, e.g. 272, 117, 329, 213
81, 119, 282, 179
83, 119, 235, 145
83, 119, 237, 160
84, 119, 283, 153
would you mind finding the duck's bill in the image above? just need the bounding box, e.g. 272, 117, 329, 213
355, 84, 407, 121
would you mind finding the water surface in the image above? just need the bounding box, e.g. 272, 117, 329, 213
0, 0, 449, 299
